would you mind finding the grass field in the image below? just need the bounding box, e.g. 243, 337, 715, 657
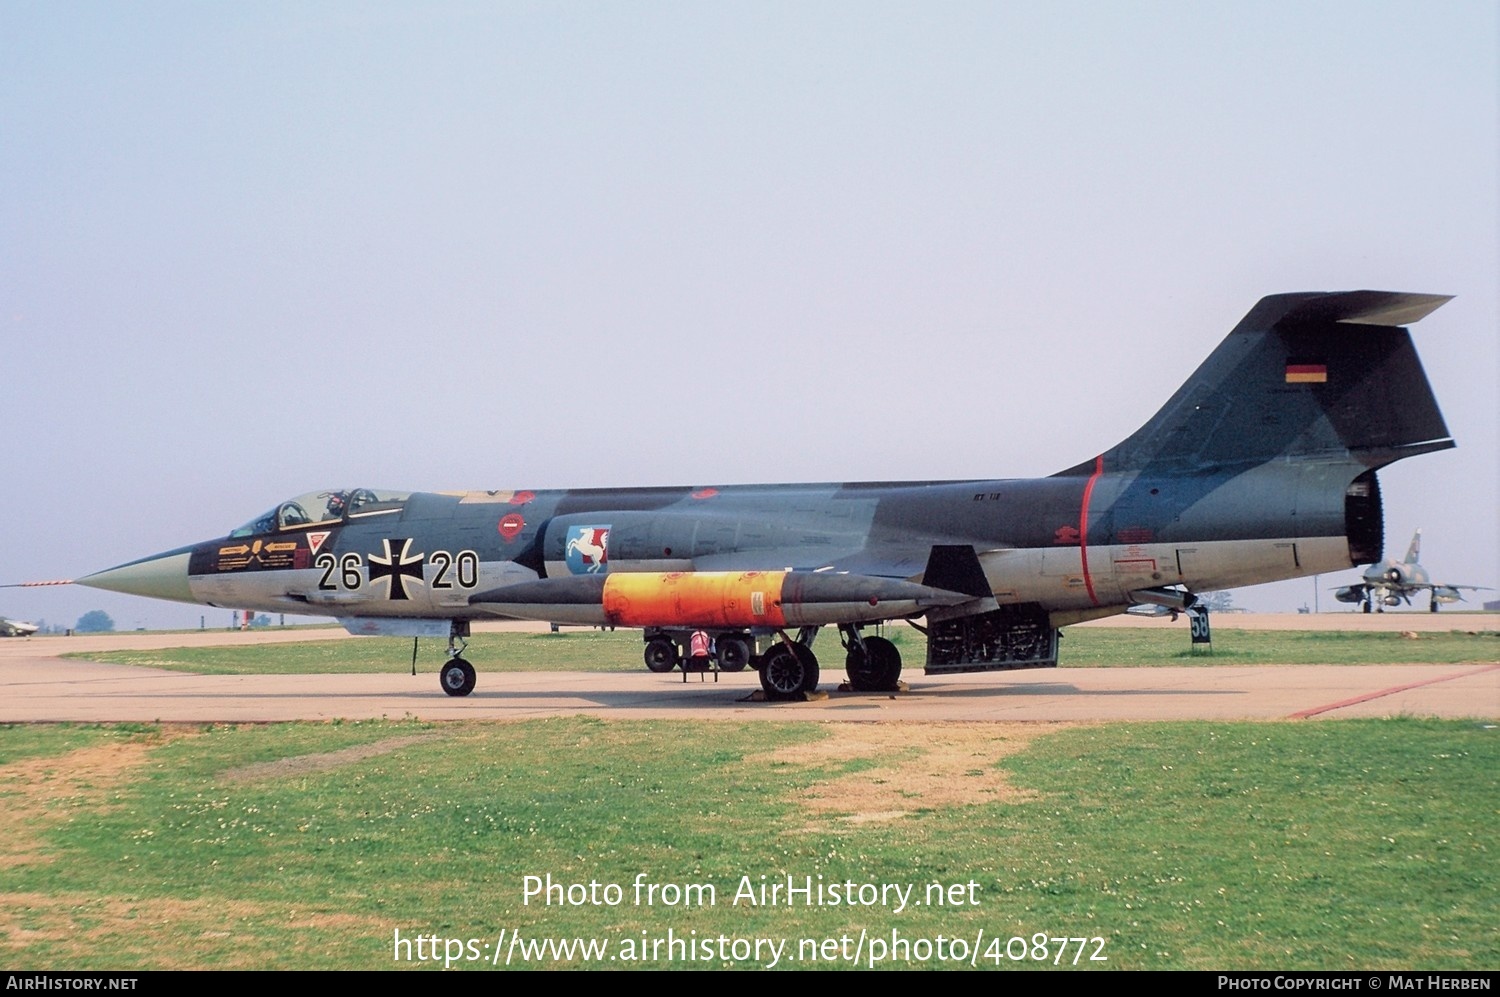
66, 626, 1500, 674
0, 717, 1494, 969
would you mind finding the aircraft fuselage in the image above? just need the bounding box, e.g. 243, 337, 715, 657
112, 462, 1363, 627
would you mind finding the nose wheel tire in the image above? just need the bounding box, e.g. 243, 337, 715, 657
441, 658, 476, 697
759, 643, 819, 700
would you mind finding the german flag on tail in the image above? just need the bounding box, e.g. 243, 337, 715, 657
1285, 360, 1327, 383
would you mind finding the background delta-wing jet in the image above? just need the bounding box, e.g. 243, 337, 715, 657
1333, 529, 1488, 613
0, 617, 40, 638
77, 290, 1455, 699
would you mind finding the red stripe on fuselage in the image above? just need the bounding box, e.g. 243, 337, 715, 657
1079, 455, 1103, 606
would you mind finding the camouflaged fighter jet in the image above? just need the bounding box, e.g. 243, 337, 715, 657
77, 290, 1455, 699
1333, 528, 1488, 613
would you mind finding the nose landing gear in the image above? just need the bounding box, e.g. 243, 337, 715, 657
439, 622, 476, 697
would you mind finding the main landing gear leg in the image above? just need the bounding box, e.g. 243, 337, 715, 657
758, 628, 821, 700
839, 624, 903, 692
439, 620, 476, 697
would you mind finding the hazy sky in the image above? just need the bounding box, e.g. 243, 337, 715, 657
3, 1, 1496, 630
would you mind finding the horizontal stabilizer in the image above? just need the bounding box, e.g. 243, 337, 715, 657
1237, 291, 1453, 333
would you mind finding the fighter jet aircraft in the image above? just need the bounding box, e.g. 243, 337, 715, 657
76, 290, 1456, 699
1333, 529, 1487, 612
0, 617, 39, 637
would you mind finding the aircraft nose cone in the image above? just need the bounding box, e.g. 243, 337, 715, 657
76, 546, 196, 604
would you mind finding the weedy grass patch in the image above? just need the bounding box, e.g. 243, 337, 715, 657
0, 718, 1493, 969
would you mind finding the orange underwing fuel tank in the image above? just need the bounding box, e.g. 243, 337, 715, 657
602, 571, 789, 627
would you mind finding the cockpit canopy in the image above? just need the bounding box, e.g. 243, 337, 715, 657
229, 489, 411, 537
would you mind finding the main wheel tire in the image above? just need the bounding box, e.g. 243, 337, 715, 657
440, 657, 476, 697
759, 643, 819, 700
644, 637, 679, 673
845, 635, 902, 691
717, 637, 751, 672
845, 646, 875, 690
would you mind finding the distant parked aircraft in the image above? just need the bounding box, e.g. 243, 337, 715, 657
0, 617, 39, 637
1333, 529, 1488, 612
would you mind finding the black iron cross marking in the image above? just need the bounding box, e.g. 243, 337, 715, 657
367, 538, 424, 600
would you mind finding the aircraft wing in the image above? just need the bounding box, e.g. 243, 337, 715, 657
688, 541, 934, 580
1334, 580, 1489, 610
1389, 582, 1490, 595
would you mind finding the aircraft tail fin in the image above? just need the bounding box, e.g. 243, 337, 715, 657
1061, 291, 1454, 476
1404, 529, 1422, 565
